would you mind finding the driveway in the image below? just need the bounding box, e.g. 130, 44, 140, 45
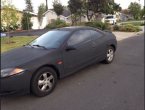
1, 32, 144, 110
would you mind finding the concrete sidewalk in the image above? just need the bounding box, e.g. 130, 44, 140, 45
113, 29, 144, 41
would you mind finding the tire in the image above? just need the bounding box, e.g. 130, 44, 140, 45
103, 46, 115, 64
31, 67, 57, 97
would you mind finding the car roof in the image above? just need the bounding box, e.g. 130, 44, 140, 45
54, 26, 98, 32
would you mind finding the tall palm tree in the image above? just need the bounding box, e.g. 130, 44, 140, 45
45, 0, 48, 10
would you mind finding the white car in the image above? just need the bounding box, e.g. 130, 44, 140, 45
105, 15, 117, 25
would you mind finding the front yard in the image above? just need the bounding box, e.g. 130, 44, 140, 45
1, 36, 36, 53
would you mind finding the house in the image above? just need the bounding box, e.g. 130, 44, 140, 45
41, 9, 73, 29
41, 9, 58, 29
1, 7, 39, 30
118, 9, 134, 21
40, 9, 89, 29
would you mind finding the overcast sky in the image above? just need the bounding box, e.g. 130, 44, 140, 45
10, 0, 144, 13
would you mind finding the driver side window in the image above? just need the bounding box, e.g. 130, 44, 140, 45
67, 30, 91, 46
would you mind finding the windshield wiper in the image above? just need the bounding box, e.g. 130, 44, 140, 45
23, 44, 33, 48
32, 44, 47, 49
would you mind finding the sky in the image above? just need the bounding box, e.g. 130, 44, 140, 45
9, 0, 145, 13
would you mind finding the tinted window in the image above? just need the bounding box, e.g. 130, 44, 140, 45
68, 30, 91, 46
30, 30, 70, 49
106, 16, 114, 19
90, 30, 103, 39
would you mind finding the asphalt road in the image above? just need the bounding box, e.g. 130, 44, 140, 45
1, 33, 144, 110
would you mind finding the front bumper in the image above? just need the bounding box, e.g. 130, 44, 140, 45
0, 70, 31, 96
105, 20, 115, 24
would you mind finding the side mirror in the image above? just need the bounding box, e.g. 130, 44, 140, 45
65, 45, 76, 51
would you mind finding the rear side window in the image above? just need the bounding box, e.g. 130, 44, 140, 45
68, 30, 91, 46
90, 30, 103, 39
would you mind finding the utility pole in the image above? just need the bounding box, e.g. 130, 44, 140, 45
46, 0, 48, 10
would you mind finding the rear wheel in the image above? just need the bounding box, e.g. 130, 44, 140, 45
31, 67, 57, 97
103, 46, 115, 64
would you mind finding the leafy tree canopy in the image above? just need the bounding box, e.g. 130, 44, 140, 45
53, 1, 64, 17
1, 0, 19, 31
38, 3, 46, 27
128, 2, 141, 20
25, 0, 33, 12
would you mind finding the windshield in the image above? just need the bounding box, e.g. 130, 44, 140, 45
105, 16, 114, 19
30, 30, 70, 49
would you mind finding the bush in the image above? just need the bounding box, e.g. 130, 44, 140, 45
113, 24, 141, 32
77, 21, 109, 30
1, 25, 7, 32
1, 24, 20, 32
45, 19, 70, 29
113, 25, 119, 31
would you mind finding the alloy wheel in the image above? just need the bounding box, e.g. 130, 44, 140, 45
107, 48, 114, 62
38, 72, 54, 92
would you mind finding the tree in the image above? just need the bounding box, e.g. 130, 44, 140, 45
128, 2, 141, 20
104, 2, 121, 14
81, 0, 121, 21
1, 0, 19, 32
88, 0, 121, 14
21, 12, 33, 30
82, 0, 94, 21
21, 0, 33, 30
113, 3, 122, 12
25, 0, 33, 12
1, 0, 20, 43
68, 0, 83, 25
38, 3, 46, 28
53, 1, 64, 18
140, 6, 145, 19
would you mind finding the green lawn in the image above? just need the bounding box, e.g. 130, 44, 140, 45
1, 36, 37, 53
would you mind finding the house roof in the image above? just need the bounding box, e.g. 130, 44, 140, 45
23, 11, 37, 16
62, 9, 71, 17
43, 9, 71, 17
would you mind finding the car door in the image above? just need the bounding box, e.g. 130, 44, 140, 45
90, 30, 107, 61
62, 29, 94, 74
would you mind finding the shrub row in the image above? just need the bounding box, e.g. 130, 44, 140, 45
77, 21, 110, 30
1, 24, 20, 32
45, 20, 110, 30
45, 19, 141, 32
113, 24, 141, 32
45, 19, 70, 29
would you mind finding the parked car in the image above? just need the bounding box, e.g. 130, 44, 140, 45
0, 33, 6, 37
1, 26, 117, 97
105, 15, 117, 25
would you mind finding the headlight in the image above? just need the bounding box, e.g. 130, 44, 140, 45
1, 68, 25, 78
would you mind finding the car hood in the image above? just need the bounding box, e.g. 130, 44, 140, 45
1, 46, 55, 69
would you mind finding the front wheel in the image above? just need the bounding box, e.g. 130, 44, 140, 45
31, 67, 57, 97
103, 46, 115, 64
